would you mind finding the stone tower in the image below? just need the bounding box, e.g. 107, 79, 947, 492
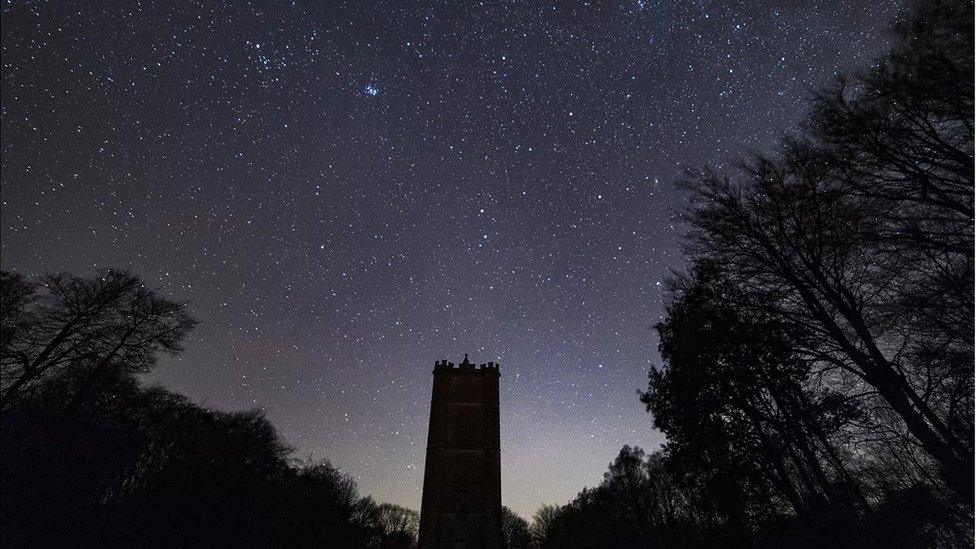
418, 354, 502, 549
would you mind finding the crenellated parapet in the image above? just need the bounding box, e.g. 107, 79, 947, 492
433, 353, 500, 375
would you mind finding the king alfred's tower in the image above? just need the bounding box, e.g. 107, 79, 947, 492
418, 354, 502, 549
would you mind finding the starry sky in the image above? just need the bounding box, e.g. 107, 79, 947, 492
2, 0, 901, 518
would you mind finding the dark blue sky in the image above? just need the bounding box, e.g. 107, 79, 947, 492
1, 0, 900, 517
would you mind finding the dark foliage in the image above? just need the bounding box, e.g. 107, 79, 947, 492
530, 446, 741, 549
0, 270, 418, 548
501, 506, 532, 549
531, 0, 972, 547
357, 501, 421, 549
674, 0, 973, 501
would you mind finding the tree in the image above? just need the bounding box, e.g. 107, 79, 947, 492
529, 1, 972, 546
810, 0, 973, 239
0, 270, 196, 411
357, 501, 420, 548
501, 506, 531, 549
527, 447, 732, 549
681, 140, 972, 499
811, 0, 975, 480
805, 0, 974, 494
529, 504, 561, 548
1, 269, 414, 548
677, 1, 974, 489
644, 262, 872, 534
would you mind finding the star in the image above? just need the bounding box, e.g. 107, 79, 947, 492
0, 0, 903, 521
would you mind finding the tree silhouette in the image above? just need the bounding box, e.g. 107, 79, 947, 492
1, 270, 417, 548
1, 270, 196, 412
501, 506, 531, 549
357, 500, 420, 548
644, 262, 882, 541
528, 504, 560, 547
529, 0, 972, 546
527, 447, 736, 549
677, 0, 973, 500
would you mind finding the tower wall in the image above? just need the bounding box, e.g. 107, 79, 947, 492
418, 357, 502, 549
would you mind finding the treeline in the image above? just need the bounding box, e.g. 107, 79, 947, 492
0, 270, 419, 548
528, 1, 973, 547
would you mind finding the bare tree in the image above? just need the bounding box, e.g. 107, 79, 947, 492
529, 504, 561, 547
681, 146, 972, 498
501, 506, 531, 549
354, 499, 419, 548
0, 270, 196, 411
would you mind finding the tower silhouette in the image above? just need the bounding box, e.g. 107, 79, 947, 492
418, 354, 502, 549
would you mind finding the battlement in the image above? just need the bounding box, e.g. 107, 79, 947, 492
433, 354, 499, 374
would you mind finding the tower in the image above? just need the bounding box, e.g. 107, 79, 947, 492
418, 354, 502, 549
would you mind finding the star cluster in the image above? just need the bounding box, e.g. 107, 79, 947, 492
1, 0, 899, 518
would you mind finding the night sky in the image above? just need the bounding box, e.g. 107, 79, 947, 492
2, 0, 901, 518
